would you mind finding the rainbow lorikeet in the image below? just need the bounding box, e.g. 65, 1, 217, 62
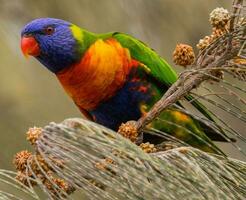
20, 18, 229, 155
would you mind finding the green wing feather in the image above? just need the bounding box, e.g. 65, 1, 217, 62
112, 32, 178, 86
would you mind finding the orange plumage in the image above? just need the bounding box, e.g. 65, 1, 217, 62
57, 38, 135, 110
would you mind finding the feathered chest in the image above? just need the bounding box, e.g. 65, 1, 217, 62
56, 38, 133, 110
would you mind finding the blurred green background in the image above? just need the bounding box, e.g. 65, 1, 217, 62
1, 0, 242, 170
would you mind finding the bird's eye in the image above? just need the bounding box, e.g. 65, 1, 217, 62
44, 26, 55, 35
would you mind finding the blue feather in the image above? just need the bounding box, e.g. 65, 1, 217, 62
90, 71, 153, 130
21, 18, 78, 73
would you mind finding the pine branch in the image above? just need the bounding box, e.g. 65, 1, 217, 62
8, 118, 246, 199
135, 0, 245, 132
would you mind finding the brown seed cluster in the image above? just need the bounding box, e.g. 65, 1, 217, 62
139, 142, 157, 153
13, 127, 75, 198
209, 7, 230, 29
118, 121, 138, 143
197, 28, 227, 50
173, 44, 195, 67
44, 177, 75, 197
26, 127, 42, 145
197, 36, 213, 50
13, 151, 52, 186
13, 150, 32, 171
197, 8, 229, 50
212, 27, 227, 38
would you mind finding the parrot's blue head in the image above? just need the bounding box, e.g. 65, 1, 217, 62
21, 18, 80, 73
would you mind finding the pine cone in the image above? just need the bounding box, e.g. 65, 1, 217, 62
173, 44, 195, 67
139, 142, 157, 153
26, 127, 42, 145
13, 150, 32, 171
118, 121, 138, 142
209, 7, 230, 28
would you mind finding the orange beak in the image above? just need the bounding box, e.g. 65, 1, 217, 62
21, 36, 40, 58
